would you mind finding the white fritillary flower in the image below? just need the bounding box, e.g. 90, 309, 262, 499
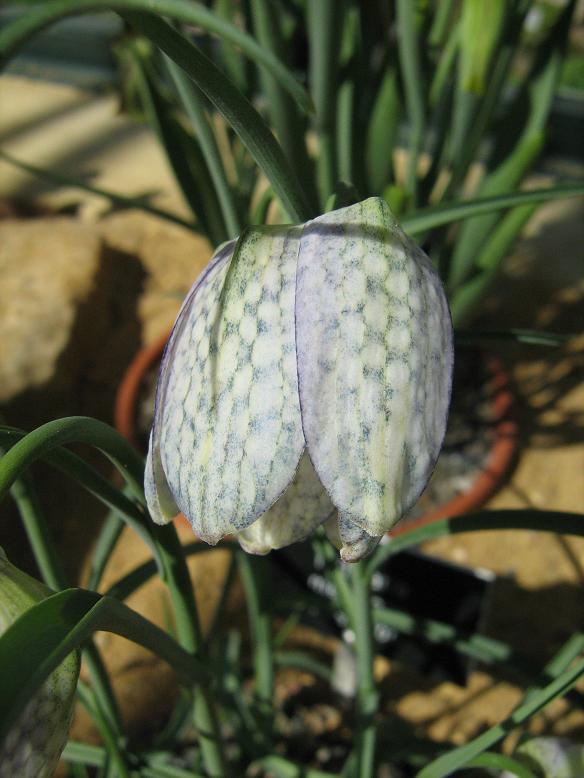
145, 198, 453, 561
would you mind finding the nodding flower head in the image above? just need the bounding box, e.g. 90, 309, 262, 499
145, 198, 453, 561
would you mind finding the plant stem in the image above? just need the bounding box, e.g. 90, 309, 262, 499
153, 525, 228, 777
351, 561, 378, 777
237, 552, 274, 747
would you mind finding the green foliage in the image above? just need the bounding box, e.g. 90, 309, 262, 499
0, 0, 580, 323
0, 2, 583, 776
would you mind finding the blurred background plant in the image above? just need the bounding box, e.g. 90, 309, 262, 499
1, 0, 584, 325
1, 1, 584, 777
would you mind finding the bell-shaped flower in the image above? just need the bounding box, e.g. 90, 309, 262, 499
145, 198, 453, 561
0, 548, 80, 777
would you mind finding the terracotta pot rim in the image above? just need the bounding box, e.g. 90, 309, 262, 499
115, 337, 519, 538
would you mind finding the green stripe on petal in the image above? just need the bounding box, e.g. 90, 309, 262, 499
237, 452, 334, 554
151, 229, 305, 543
296, 197, 453, 539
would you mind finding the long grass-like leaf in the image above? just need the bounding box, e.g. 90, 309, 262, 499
308, 0, 341, 206
401, 184, 584, 234
250, 0, 316, 209
365, 64, 400, 194
121, 38, 227, 245
0, 149, 196, 231
0, 589, 209, 746
0, 417, 145, 505
125, 12, 313, 222
0, 426, 154, 552
418, 651, 584, 777
449, 202, 536, 324
368, 509, 584, 576
396, 0, 426, 205
164, 55, 241, 239
0, 0, 312, 113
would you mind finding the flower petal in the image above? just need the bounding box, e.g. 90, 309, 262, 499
151, 228, 305, 544
296, 197, 453, 537
324, 513, 382, 562
145, 242, 235, 526
237, 451, 334, 554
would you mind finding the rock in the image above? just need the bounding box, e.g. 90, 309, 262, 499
0, 217, 101, 403
72, 519, 244, 741
98, 211, 213, 345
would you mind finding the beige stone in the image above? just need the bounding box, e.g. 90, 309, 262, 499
0, 218, 101, 402
99, 211, 213, 344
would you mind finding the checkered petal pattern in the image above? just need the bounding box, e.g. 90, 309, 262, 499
296, 199, 453, 554
145, 198, 453, 560
146, 229, 305, 544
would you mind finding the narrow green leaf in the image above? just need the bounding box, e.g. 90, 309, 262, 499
308, 0, 342, 206
120, 38, 227, 245
0, 417, 145, 506
125, 12, 313, 222
365, 67, 400, 194
0, 425, 154, 555
368, 509, 584, 576
396, 0, 426, 205
274, 651, 332, 683
0, 589, 209, 747
0, 0, 312, 113
465, 752, 537, 778
449, 203, 537, 325
401, 184, 584, 235
0, 149, 196, 232
63, 740, 106, 768
459, 0, 506, 94
455, 328, 573, 347
164, 55, 241, 239
86, 512, 126, 591
448, 133, 544, 291
418, 652, 584, 777
253, 755, 337, 778
250, 0, 316, 210
429, 0, 457, 47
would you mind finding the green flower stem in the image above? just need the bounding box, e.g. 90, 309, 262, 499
313, 530, 355, 627
75, 682, 132, 778
351, 561, 378, 778
152, 524, 228, 777
237, 552, 274, 747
